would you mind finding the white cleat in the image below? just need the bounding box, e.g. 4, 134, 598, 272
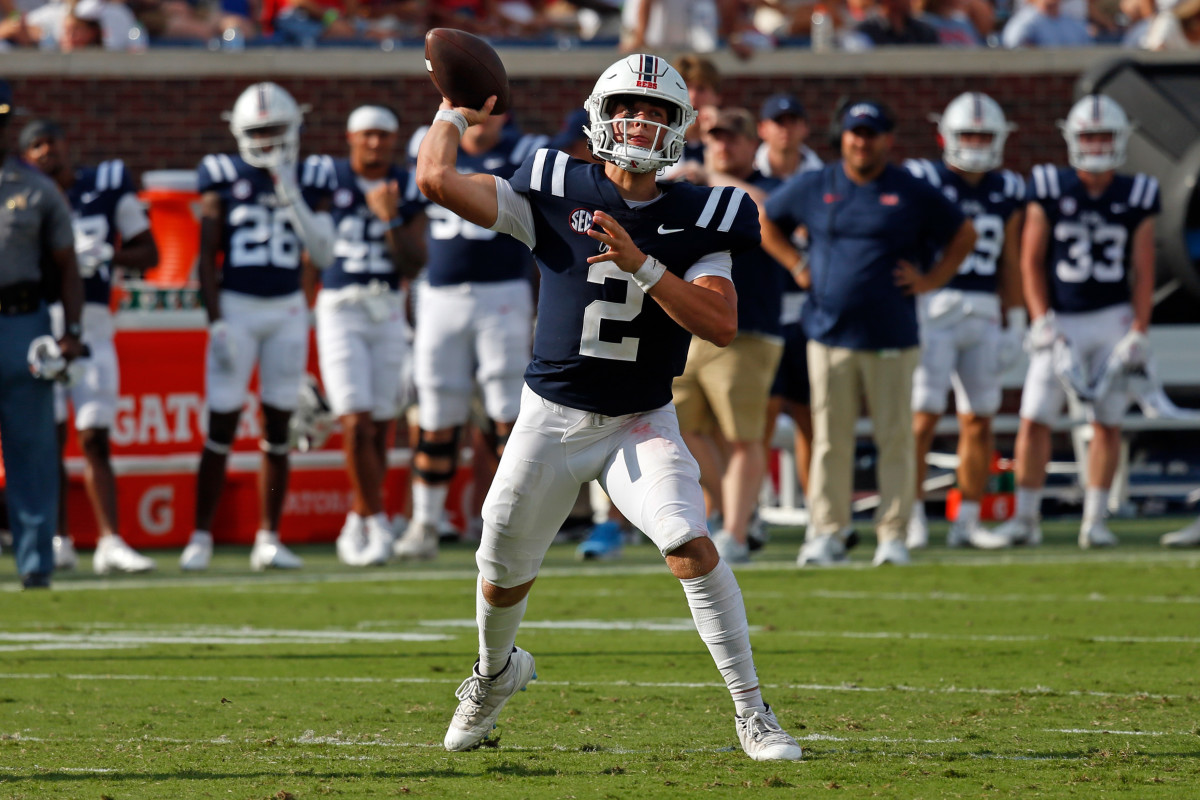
358, 516, 394, 566
906, 505, 929, 549
797, 533, 848, 567
336, 515, 368, 566
872, 538, 911, 566
94, 536, 156, 575
736, 705, 803, 762
993, 516, 1042, 547
394, 520, 439, 561
444, 647, 537, 752
1079, 520, 1119, 549
1161, 518, 1200, 548
180, 532, 213, 571
53, 535, 79, 570
249, 532, 303, 571
712, 529, 750, 564
947, 520, 1012, 550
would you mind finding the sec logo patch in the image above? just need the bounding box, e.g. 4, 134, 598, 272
334, 188, 354, 208
569, 208, 593, 234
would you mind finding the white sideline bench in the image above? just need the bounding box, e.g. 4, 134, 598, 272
764, 325, 1200, 523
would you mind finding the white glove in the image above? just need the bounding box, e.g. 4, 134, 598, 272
75, 237, 114, 279
1114, 328, 1150, 369
997, 307, 1027, 372
208, 320, 237, 373
1026, 311, 1059, 352
269, 150, 301, 208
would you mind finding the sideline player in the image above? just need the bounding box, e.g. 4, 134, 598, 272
20, 119, 160, 575
179, 82, 335, 571
395, 106, 544, 560
303, 106, 426, 566
416, 53, 803, 761
993, 94, 1158, 549
903, 93, 1026, 550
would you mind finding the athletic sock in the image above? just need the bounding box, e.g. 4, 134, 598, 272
957, 500, 981, 528
1083, 487, 1110, 527
476, 575, 528, 677
413, 483, 449, 526
679, 559, 763, 715
1015, 487, 1041, 521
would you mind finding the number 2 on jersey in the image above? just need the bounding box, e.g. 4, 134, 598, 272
580, 262, 643, 362
229, 205, 301, 269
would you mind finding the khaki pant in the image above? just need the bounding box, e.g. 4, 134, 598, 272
807, 341, 919, 543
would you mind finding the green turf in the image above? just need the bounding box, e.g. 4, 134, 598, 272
2, 516, 1199, 799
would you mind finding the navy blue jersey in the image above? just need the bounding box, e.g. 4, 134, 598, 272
301, 155, 422, 290
408, 126, 545, 287
511, 148, 760, 416
197, 153, 329, 298
905, 158, 1024, 294
1026, 164, 1159, 313
67, 160, 137, 306
766, 162, 966, 350
731, 171, 786, 338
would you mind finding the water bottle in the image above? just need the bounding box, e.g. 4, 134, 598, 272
811, 4, 835, 52
221, 26, 245, 50
127, 22, 148, 53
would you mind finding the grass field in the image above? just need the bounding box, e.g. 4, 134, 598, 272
2, 516, 1199, 799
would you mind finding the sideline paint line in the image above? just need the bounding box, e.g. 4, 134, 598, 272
0, 672, 1183, 700
791, 589, 1200, 606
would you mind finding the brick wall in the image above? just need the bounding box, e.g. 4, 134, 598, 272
6, 72, 1078, 179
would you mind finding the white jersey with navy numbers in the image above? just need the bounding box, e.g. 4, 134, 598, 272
905, 158, 1024, 295
1026, 164, 1159, 313
68, 159, 147, 306
408, 124, 546, 287
301, 155, 422, 290
197, 153, 329, 298
504, 149, 760, 417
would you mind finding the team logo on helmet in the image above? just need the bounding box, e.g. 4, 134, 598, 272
569, 208, 593, 234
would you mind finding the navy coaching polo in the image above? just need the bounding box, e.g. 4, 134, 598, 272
765, 162, 965, 350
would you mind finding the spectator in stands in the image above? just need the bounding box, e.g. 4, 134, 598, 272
672, 107, 786, 564
991, 95, 1158, 550
263, 0, 358, 43
621, 0, 720, 53
666, 53, 721, 179
1001, 0, 1093, 46
20, 119, 161, 575
844, 0, 940, 45
761, 100, 975, 567
427, 0, 501, 35
913, 0, 985, 43
23, 0, 139, 50
1131, 0, 1200, 46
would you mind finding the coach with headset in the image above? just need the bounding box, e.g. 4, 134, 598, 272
0, 80, 85, 589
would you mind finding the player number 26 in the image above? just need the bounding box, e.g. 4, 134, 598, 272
229, 205, 301, 269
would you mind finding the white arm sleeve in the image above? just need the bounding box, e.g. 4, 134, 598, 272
114, 192, 151, 240
490, 176, 537, 250
684, 251, 732, 283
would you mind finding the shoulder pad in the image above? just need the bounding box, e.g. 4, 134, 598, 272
198, 153, 240, 190
301, 154, 338, 190
1128, 172, 1160, 211
521, 147, 573, 196
1028, 163, 1062, 200
695, 184, 755, 235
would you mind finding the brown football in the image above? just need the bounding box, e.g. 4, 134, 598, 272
424, 28, 510, 115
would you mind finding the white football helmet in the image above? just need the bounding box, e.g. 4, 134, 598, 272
1059, 94, 1132, 174
938, 92, 1014, 173
583, 54, 696, 174
225, 82, 304, 169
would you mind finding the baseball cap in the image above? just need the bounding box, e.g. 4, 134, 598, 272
704, 107, 758, 140
841, 101, 894, 133
72, 0, 106, 21
347, 105, 398, 134
550, 108, 590, 150
0, 81, 13, 120
18, 119, 64, 152
761, 93, 806, 121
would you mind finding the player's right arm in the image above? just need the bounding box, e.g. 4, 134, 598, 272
1019, 201, 1051, 322
197, 191, 224, 324
415, 97, 503, 229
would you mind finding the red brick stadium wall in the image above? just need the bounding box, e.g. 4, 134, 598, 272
7, 72, 1078, 178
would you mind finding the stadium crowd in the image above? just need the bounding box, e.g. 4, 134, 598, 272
2, 40, 1200, 594
1, 0, 1198, 51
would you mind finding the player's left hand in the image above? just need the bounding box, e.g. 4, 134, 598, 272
1114, 328, 1150, 369
586, 210, 647, 273
366, 180, 401, 225
893, 260, 932, 295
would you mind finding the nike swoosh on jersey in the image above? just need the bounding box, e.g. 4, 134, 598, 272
657, 225, 685, 234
